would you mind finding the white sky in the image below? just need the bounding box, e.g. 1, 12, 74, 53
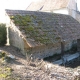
0, 0, 40, 10
0, 0, 80, 11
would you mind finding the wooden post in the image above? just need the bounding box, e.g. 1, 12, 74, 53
61, 40, 65, 56
77, 39, 80, 52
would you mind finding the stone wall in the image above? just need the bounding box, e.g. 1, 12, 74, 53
68, 9, 80, 23
26, 40, 75, 59
26, 43, 61, 59
6, 13, 77, 59
9, 27, 24, 54
8, 19, 30, 55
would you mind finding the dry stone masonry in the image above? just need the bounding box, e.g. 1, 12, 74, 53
5, 9, 80, 59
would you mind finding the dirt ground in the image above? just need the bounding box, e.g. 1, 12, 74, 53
0, 46, 80, 80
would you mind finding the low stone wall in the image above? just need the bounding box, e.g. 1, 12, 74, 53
26, 43, 61, 59
26, 40, 75, 59
8, 20, 29, 55
9, 28, 24, 54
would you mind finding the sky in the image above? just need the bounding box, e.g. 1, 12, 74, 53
0, 0, 41, 10
0, 0, 80, 11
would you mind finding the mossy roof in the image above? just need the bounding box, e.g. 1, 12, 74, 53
6, 9, 80, 47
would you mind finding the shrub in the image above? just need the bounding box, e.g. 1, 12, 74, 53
0, 24, 7, 46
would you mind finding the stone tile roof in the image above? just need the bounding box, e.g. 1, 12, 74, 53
6, 9, 80, 47
27, 0, 70, 11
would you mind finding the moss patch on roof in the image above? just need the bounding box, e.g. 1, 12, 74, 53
10, 15, 32, 26
10, 14, 60, 44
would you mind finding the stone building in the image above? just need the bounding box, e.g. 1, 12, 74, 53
27, 0, 70, 14
5, 9, 80, 59
68, 0, 80, 23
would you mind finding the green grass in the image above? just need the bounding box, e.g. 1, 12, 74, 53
0, 50, 21, 80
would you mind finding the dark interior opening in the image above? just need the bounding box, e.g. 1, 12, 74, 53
44, 41, 80, 68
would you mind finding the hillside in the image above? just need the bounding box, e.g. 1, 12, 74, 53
0, 46, 80, 80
